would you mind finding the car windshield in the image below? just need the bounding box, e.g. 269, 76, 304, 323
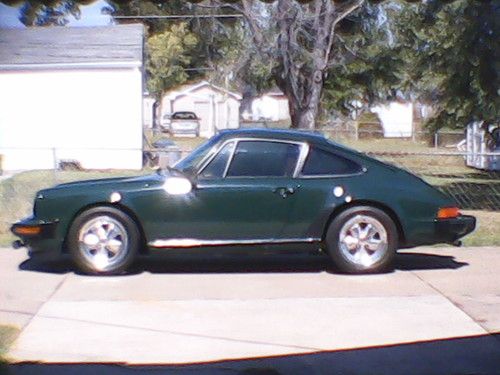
173, 134, 223, 174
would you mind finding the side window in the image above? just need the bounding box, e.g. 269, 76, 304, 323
226, 141, 300, 177
301, 147, 361, 176
199, 142, 234, 178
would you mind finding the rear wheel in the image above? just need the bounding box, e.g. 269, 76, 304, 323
325, 206, 398, 274
68, 206, 139, 275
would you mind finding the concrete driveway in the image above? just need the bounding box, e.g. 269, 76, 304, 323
1, 246, 500, 374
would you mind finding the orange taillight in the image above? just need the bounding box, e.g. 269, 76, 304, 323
13, 226, 42, 236
437, 207, 460, 219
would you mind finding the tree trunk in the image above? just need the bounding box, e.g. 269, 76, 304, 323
280, 70, 324, 130
262, 0, 364, 129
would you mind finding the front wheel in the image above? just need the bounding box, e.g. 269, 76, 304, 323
325, 206, 398, 274
67, 206, 139, 275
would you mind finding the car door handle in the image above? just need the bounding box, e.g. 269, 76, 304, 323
273, 187, 295, 199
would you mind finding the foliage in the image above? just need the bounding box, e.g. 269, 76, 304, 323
401, 0, 499, 131
146, 23, 198, 98
323, 1, 410, 117
0, 325, 19, 362
13, 0, 110, 26
110, 0, 247, 94
223, 0, 370, 129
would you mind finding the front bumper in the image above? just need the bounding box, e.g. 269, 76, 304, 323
11, 217, 58, 240
11, 217, 61, 258
435, 214, 476, 243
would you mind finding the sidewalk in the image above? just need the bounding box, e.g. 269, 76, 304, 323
1, 246, 500, 371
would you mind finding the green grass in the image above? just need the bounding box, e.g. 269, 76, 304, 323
462, 210, 500, 247
0, 325, 19, 363
340, 138, 435, 153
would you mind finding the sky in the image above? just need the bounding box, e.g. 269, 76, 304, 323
0, 0, 113, 28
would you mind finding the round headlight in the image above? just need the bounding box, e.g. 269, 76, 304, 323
163, 177, 193, 195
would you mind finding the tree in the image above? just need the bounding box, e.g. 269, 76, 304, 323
13, 0, 106, 26
110, 0, 246, 95
221, 0, 369, 129
401, 0, 500, 131
323, 1, 411, 118
146, 23, 198, 98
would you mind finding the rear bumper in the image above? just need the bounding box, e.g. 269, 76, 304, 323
435, 215, 476, 243
171, 129, 199, 135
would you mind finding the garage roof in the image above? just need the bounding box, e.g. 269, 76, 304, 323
0, 23, 144, 70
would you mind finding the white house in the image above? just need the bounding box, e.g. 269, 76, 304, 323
0, 24, 144, 171
243, 90, 291, 122
371, 101, 413, 137
161, 81, 241, 138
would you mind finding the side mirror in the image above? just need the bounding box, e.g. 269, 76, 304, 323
163, 176, 193, 195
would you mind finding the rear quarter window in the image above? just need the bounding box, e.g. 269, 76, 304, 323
301, 147, 362, 176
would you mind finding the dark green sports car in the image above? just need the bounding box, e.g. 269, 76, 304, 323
12, 129, 475, 275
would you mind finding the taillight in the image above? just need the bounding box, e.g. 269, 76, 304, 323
437, 207, 460, 219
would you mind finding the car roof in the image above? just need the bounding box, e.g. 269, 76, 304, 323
219, 128, 330, 146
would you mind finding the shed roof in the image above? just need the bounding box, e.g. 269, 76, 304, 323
0, 23, 144, 70
165, 80, 242, 101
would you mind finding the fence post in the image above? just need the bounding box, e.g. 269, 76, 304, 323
52, 147, 58, 183
434, 132, 438, 149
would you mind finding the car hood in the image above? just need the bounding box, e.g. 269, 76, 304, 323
56, 175, 155, 188
41, 174, 165, 195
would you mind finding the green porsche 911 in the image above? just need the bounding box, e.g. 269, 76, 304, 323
12, 129, 475, 275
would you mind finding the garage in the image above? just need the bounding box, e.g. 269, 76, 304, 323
0, 24, 144, 171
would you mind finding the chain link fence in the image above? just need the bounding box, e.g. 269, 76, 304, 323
367, 151, 500, 211
319, 121, 466, 148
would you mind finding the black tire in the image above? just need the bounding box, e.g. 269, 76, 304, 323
325, 206, 398, 274
67, 206, 139, 275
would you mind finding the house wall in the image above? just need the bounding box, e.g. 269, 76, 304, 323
371, 102, 413, 138
0, 68, 143, 171
251, 95, 290, 122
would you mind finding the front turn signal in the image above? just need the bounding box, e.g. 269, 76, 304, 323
13, 226, 42, 236
437, 207, 460, 219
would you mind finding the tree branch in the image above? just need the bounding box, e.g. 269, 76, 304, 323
324, 0, 364, 66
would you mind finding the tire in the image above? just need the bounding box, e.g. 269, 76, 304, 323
325, 206, 398, 274
67, 206, 139, 275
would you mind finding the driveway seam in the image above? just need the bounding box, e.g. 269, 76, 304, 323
410, 271, 492, 335
14, 273, 69, 332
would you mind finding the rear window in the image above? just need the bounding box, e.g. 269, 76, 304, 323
301, 147, 362, 176
173, 112, 197, 120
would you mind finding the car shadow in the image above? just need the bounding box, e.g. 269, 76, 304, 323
3, 333, 500, 375
18, 251, 468, 275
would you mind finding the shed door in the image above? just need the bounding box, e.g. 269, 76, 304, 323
194, 101, 210, 136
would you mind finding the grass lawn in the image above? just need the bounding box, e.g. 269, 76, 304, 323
340, 138, 436, 153
461, 210, 500, 247
0, 325, 19, 363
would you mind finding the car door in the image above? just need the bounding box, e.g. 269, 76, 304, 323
159, 139, 304, 242
281, 145, 365, 239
